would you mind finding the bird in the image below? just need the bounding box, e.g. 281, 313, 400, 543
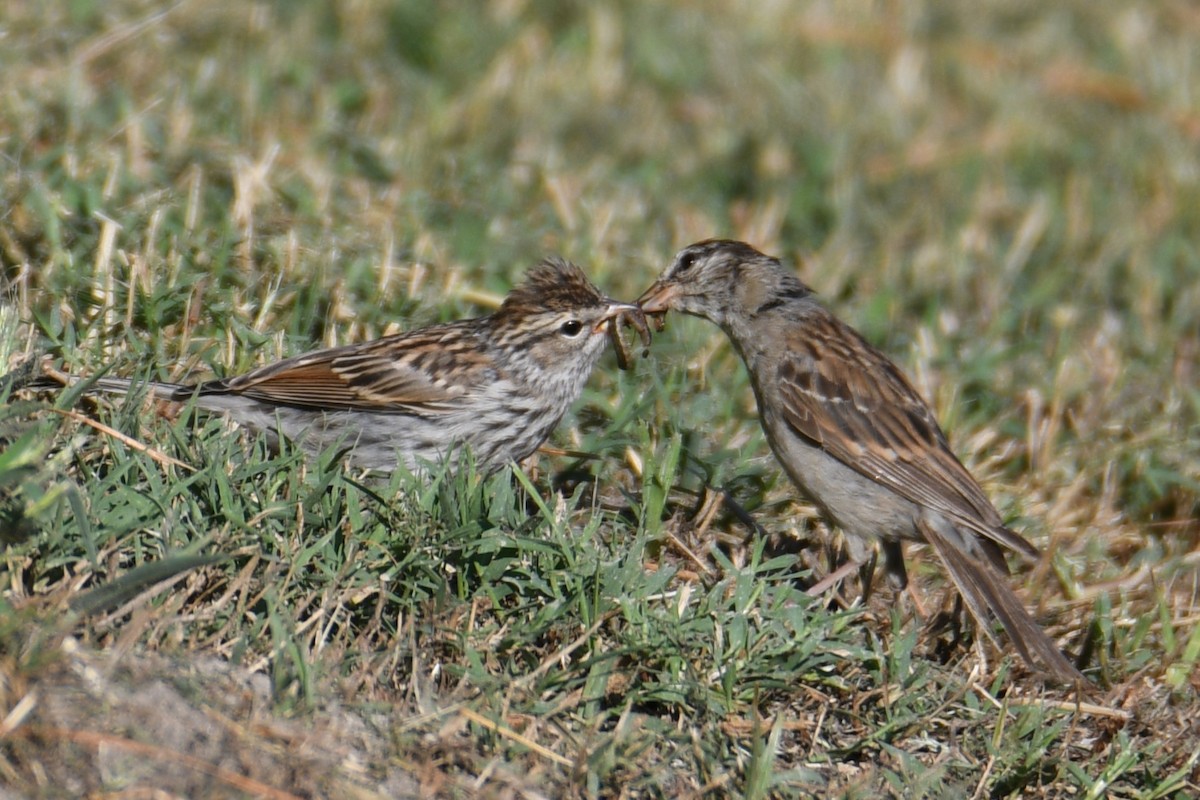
638, 238, 1082, 681
34, 257, 649, 474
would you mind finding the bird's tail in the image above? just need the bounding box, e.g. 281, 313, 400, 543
919, 515, 1083, 683
24, 373, 198, 403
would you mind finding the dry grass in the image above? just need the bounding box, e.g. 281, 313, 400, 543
1, 0, 1198, 796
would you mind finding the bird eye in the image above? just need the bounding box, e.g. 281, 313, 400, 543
559, 319, 584, 337
677, 252, 698, 273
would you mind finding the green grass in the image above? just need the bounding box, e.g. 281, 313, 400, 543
2, 0, 1198, 796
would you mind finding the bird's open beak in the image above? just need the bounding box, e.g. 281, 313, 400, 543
636, 280, 677, 314
594, 300, 641, 332
596, 300, 657, 370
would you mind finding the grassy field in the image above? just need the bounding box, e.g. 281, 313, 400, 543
2, 0, 1198, 796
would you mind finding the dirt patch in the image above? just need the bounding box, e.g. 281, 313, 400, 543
1, 639, 420, 799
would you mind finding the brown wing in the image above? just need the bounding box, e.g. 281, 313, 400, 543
210, 322, 491, 414
774, 310, 1038, 558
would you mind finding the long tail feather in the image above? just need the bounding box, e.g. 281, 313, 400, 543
919, 515, 1083, 683
29, 374, 196, 403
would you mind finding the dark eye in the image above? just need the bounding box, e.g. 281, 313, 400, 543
559, 319, 584, 337
677, 252, 697, 272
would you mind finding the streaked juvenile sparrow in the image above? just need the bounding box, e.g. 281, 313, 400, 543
40, 257, 650, 474
639, 239, 1082, 681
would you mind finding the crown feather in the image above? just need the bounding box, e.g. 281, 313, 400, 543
497, 257, 606, 318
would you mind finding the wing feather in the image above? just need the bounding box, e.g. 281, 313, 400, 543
774, 311, 1038, 560
209, 323, 491, 414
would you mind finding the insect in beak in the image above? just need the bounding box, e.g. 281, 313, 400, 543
600, 302, 654, 370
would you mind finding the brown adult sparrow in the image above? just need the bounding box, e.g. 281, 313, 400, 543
39, 257, 650, 474
638, 239, 1082, 681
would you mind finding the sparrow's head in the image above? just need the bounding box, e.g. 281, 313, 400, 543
493, 257, 641, 381
638, 239, 812, 328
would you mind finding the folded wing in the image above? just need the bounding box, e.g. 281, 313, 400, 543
774, 311, 1038, 562
212, 324, 492, 415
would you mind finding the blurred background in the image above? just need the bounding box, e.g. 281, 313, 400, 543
4, 1, 1196, 526
2, 0, 1198, 795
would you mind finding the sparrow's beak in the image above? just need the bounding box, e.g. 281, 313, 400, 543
636, 280, 677, 314
597, 299, 656, 370
594, 300, 641, 332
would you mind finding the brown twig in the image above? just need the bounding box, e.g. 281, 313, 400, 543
49, 407, 194, 472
